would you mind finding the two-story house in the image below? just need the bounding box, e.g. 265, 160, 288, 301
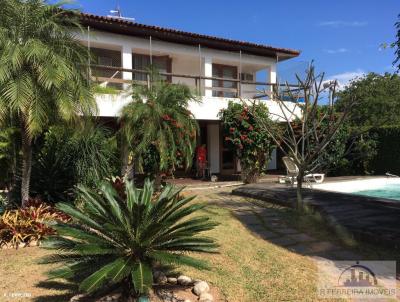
76, 13, 300, 177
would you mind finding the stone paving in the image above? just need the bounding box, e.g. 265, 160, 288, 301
210, 189, 361, 261
232, 183, 400, 249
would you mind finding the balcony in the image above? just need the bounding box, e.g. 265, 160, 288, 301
91, 64, 277, 98
88, 47, 300, 120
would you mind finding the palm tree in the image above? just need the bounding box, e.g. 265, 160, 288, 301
42, 179, 218, 299
120, 71, 198, 183
0, 0, 95, 204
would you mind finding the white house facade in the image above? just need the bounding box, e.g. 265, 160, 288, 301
76, 13, 301, 177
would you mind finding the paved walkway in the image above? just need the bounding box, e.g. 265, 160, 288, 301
232, 183, 400, 250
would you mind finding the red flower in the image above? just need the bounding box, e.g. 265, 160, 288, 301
248, 125, 254, 131
229, 127, 235, 133
162, 114, 171, 121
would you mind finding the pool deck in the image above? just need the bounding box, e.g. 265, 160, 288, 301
232, 177, 400, 249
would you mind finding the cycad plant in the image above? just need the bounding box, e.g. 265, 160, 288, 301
0, 0, 95, 204
42, 179, 218, 299
120, 70, 199, 182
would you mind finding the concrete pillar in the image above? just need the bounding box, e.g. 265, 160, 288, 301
204, 57, 213, 97
266, 64, 277, 98
121, 45, 132, 89
207, 123, 220, 174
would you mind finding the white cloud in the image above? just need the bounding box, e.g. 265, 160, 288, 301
318, 21, 367, 28
324, 48, 349, 54
325, 69, 365, 89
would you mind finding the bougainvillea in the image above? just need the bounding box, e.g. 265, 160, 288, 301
219, 102, 276, 183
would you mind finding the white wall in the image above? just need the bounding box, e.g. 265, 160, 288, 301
95, 93, 302, 123
188, 97, 302, 121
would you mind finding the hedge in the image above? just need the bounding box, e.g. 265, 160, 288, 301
369, 126, 400, 175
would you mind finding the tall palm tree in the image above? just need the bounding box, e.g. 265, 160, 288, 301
0, 0, 96, 204
120, 71, 198, 183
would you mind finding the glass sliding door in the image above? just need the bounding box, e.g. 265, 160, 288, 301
212, 64, 238, 98
132, 54, 171, 82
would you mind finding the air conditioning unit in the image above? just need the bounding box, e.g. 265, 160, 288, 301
240, 73, 254, 81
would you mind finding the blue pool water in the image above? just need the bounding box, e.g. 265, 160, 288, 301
354, 184, 400, 201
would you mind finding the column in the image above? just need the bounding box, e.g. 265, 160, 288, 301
121, 45, 132, 89
266, 64, 277, 98
204, 56, 213, 97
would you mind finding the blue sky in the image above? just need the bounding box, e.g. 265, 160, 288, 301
68, 0, 399, 86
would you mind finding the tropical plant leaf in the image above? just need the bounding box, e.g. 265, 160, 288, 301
131, 261, 153, 295
79, 258, 125, 293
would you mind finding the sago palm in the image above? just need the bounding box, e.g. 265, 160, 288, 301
120, 71, 199, 180
42, 179, 218, 298
0, 0, 96, 204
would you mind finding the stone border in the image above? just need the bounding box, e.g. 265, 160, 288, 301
154, 271, 214, 302
69, 272, 215, 302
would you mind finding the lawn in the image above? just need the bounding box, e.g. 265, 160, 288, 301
0, 247, 76, 302
0, 187, 382, 302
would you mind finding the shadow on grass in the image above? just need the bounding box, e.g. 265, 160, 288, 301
32, 280, 78, 302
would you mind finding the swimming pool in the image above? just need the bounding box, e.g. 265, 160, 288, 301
313, 178, 400, 201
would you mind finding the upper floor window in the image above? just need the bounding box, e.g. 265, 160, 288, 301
132, 54, 171, 82
90, 48, 122, 89
212, 64, 238, 98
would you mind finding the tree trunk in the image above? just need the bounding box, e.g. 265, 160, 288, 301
296, 171, 304, 211
154, 173, 162, 191
120, 138, 129, 177
20, 130, 32, 206
242, 166, 259, 184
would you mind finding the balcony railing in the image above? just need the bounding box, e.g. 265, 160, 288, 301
89, 64, 299, 99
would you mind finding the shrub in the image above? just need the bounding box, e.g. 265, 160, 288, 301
0, 198, 70, 248
30, 124, 119, 203
219, 102, 276, 183
368, 126, 400, 175
42, 179, 218, 299
0, 195, 7, 215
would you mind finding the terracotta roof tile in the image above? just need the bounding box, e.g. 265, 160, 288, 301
80, 12, 300, 59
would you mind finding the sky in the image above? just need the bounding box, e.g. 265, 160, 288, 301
67, 0, 399, 87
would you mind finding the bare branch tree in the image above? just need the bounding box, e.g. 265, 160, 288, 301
254, 64, 357, 211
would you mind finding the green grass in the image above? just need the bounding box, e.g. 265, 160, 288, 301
0, 247, 76, 302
